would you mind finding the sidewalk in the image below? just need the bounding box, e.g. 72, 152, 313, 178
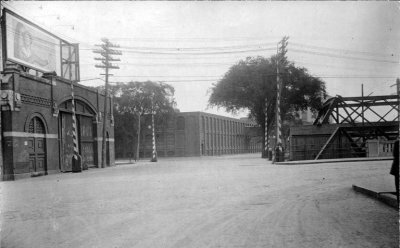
276, 156, 392, 165
118, 156, 393, 166
276, 156, 397, 209
115, 159, 138, 165
115, 153, 263, 165
352, 174, 398, 209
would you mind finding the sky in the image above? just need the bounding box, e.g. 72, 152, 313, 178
2, 1, 400, 119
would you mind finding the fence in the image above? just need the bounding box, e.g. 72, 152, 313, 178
366, 140, 395, 157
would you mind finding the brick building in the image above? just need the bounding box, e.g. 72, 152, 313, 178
139, 112, 262, 158
0, 9, 115, 180
0, 67, 115, 180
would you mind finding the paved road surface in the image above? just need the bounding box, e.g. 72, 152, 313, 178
1, 155, 398, 248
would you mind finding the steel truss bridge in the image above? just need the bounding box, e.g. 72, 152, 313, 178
312, 95, 399, 160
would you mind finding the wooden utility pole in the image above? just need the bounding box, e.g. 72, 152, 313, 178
361, 84, 366, 148
273, 36, 289, 163
93, 38, 121, 168
397, 78, 400, 141
361, 84, 364, 125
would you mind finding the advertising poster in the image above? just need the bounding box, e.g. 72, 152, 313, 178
5, 11, 61, 74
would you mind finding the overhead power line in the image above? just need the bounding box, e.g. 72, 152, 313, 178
312, 75, 399, 79
80, 62, 236, 67
80, 78, 221, 83
151, 79, 218, 83
293, 60, 392, 72
79, 42, 400, 63
291, 48, 399, 64
78, 52, 264, 61
116, 43, 277, 51
108, 75, 221, 78
108, 36, 283, 42
291, 42, 399, 59
116, 47, 276, 55
104, 74, 398, 80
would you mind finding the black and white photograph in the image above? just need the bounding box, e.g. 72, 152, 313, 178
0, 1, 399, 248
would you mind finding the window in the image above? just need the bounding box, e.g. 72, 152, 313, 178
176, 116, 185, 130
28, 117, 45, 134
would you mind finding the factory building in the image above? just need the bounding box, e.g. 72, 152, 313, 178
139, 112, 262, 158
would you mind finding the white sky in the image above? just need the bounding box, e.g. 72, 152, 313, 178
3, 1, 400, 118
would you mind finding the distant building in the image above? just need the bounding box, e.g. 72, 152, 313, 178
297, 95, 334, 125
297, 107, 317, 125
138, 112, 262, 158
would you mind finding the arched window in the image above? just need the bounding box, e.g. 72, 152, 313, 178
59, 99, 95, 116
28, 117, 45, 134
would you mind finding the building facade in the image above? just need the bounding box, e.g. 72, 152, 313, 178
0, 8, 115, 180
0, 66, 115, 180
139, 112, 262, 158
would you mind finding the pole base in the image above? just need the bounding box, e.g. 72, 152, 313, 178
72, 155, 82, 173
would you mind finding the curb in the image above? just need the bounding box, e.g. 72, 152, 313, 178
352, 184, 398, 209
276, 157, 392, 165
115, 162, 135, 165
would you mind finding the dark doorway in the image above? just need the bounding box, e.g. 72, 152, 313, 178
27, 117, 47, 174
59, 99, 95, 171
60, 112, 74, 172
79, 115, 95, 168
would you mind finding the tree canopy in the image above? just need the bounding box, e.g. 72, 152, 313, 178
112, 81, 176, 117
208, 55, 326, 155
209, 56, 326, 126
109, 81, 177, 158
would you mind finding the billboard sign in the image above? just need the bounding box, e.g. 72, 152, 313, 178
3, 9, 61, 75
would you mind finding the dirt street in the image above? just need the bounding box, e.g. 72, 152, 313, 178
0, 154, 398, 248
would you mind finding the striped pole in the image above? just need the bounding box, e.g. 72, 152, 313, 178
264, 97, 269, 158
151, 111, 157, 162
276, 77, 282, 146
275, 70, 283, 163
273, 41, 282, 163
71, 84, 80, 167
151, 96, 157, 162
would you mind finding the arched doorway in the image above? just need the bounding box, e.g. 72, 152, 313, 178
27, 116, 47, 175
59, 99, 96, 171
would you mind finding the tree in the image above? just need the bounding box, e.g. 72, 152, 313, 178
110, 81, 177, 160
208, 55, 326, 157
